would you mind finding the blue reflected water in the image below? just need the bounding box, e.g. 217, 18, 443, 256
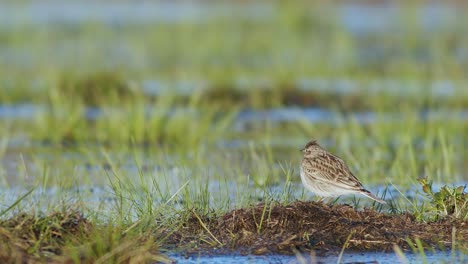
169, 251, 465, 264
1, 103, 467, 124
0, 104, 42, 119
0, 2, 272, 26
0, 1, 461, 34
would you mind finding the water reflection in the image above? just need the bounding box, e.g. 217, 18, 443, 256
1, 103, 467, 124
0, 1, 461, 33
0, 2, 272, 26
169, 250, 465, 264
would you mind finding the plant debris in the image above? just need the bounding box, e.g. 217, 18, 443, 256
166, 201, 467, 255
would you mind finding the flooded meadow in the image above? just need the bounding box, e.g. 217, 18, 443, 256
0, 0, 467, 263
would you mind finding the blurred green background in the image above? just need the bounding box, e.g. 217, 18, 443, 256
0, 0, 466, 205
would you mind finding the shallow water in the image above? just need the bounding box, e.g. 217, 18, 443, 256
1, 103, 467, 124
0, 142, 465, 262
141, 78, 468, 98
0, 1, 272, 26
0, 1, 461, 33
1, 180, 462, 219
169, 251, 465, 264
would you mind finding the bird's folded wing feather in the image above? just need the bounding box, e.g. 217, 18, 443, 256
303, 153, 364, 190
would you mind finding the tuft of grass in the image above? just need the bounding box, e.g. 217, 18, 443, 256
0, 210, 91, 262
59, 224, 171, 264
0, 210, 171, 263
55, 71, 141, 106
12, 93, 239, 148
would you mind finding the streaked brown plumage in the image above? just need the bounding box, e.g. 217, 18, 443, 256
300, 140, 386, 204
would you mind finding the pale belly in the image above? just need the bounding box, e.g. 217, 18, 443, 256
300, 166, 356, 197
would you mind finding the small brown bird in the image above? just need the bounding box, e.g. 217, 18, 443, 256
300, 140, 386, 204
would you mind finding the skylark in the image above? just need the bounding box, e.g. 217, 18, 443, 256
300, 140, 386, 204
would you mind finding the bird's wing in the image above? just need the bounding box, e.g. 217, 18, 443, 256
303, 153, 364, 191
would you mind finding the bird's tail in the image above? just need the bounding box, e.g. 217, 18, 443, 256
360, 189, 387, 204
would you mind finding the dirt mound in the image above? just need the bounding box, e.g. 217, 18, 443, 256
169, 201, 467, 254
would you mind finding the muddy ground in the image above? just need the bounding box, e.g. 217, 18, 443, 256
166, 201, 467, 255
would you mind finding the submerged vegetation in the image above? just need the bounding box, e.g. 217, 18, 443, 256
0, 0, 467, 263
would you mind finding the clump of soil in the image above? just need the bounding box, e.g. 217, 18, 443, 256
168, 201, 467, 254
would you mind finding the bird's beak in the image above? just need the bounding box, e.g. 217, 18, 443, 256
300, 148, 304, 152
